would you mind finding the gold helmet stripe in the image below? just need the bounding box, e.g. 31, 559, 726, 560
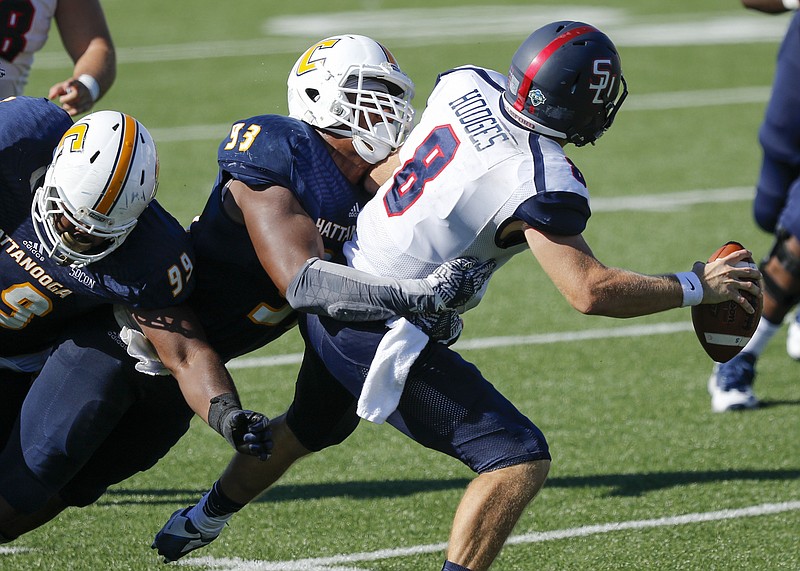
95, 113, 138, 215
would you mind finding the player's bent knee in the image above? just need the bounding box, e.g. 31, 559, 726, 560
761, 232, 800, 307
509, 458, 550, 489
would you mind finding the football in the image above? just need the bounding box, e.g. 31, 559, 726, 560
691, 241, 762, 363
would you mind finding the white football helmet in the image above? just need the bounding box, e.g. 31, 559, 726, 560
287, 34, 415, 164
32, 110, 159, 267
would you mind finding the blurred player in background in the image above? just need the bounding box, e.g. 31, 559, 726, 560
0, 97, 269, 543
707, 0, 800, 412
0, 0, 115, 115
154, 22, 761, 571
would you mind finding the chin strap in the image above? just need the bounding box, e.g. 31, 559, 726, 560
352, 122, 397, 164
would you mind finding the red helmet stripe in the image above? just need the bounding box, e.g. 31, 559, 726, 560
514, 25, 597, 111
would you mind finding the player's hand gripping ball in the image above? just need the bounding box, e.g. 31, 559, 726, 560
691, 241, 762, 363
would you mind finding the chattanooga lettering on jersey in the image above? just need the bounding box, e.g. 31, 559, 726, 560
0, 229, 74, 298
315, 218, 356, 242
449, 89, 511, 151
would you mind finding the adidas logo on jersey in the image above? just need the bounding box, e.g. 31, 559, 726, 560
349, 203, 361, 219
22, 240, 46, 262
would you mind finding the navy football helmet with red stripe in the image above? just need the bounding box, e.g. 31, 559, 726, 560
502, 21, 627, 147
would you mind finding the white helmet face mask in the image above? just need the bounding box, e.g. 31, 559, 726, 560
287, 34, 415, 164
31, 110, 159, 267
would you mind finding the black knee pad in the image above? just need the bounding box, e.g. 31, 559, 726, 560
761, 231, 800, 306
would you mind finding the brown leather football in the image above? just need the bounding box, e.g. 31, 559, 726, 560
691, 241, 762, 363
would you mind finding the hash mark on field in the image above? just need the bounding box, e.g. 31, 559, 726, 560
0, 547, 31, 555
178, 501, 800, 570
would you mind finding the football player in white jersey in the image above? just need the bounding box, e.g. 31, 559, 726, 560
154, 22, 762, 570
0, 0, 115, 115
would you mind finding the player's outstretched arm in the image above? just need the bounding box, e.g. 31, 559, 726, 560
131, 306, 272, 460
230, 180, 495, 322
286, 256, 496, 322
524, 226, 761, 318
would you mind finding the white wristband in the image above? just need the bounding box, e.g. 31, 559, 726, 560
77, 74, 100, 102
676, 271, 703, 307
783, 0, 799, 10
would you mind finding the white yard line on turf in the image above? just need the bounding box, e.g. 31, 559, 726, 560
229, 313, 694, 371
147, 88, 771, 143
177, 501, 800, 571
31, 5, 790, 71
0, 547, 31, 555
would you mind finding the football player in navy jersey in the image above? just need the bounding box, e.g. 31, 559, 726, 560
153, 34, 496, 561
155, 24, 762, 570
708, 0, 800, 412
0, 36, 489, 545
0, 96, 270, 543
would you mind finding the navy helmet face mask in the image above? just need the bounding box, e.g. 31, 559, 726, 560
502, 21, 628, 147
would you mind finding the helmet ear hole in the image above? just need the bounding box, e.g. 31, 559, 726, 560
305, 88, 321, 103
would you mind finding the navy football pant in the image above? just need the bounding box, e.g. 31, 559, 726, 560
296, 314, 550, 473
0, 309, 193, 512
0, 370, 34, 451
286, 346, 361, 452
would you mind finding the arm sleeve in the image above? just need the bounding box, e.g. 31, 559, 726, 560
285, 258, 442, 321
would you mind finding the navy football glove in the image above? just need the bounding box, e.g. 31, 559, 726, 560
224, 409, 273, 460
208, 394, 272, 460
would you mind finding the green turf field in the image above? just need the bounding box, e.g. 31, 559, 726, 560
5, 1, 799, 569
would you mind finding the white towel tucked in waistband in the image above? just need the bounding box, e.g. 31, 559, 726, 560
120, 326, 170, 376
357, 316, 429, 424
114, 305, 169, 376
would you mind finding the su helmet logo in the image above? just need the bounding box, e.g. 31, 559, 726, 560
588, 59, 617, 105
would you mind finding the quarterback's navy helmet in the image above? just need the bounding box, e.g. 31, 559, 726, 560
502, 21, 627, 146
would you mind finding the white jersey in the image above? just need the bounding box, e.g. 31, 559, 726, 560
345, 66, 592, 307
0, 0, 58, 97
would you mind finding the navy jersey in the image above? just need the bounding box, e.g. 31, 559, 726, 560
0, 96, 196, 357
189, 115, 370, 361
